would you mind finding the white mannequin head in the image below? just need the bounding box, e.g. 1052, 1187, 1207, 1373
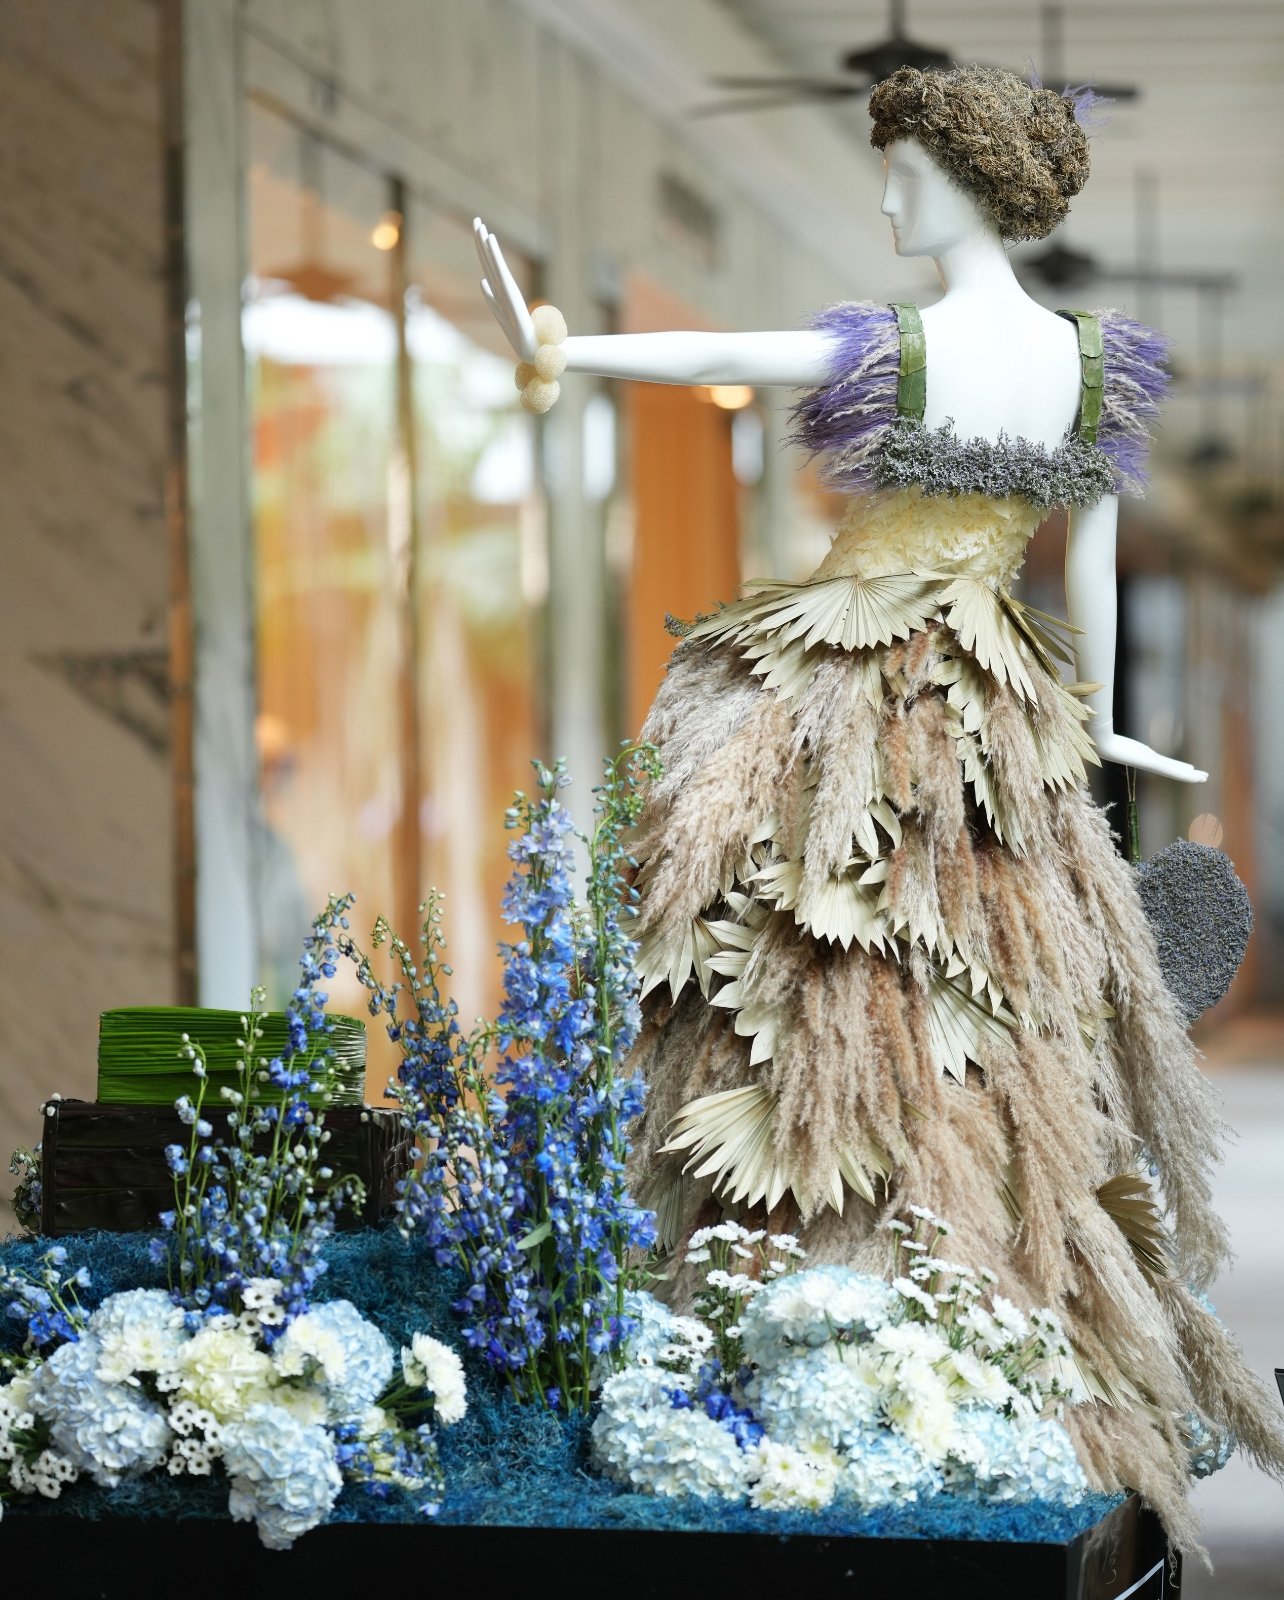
880, 139, 1001, 258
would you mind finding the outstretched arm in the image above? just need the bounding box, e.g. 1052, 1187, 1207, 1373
1065, 494, 1207, 784
474, 219, 832, 388
561, 330, 833, 387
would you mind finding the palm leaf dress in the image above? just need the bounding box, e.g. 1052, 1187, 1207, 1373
625, 300, 1284, 1541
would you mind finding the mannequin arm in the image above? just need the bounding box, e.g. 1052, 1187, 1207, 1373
563, 330, 832, 387
1065, 494, 1207, 784
473, 218, 832, 387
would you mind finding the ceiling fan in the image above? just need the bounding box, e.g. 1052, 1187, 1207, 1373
692, 2, 1138, 119
692, 0, 948, 118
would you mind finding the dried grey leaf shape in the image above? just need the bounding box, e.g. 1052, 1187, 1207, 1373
1135, 840, 1253, 1023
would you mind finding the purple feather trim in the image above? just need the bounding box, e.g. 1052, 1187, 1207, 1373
1025, 64, 1113, 129
787, 301, 900, 493
1061, 83, 1112, 130
1096, 309, 1172, 495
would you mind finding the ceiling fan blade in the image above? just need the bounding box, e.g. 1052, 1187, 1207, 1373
689, 86, 868, 119
708, 74, 869, 93
1087, 83, 1139, 102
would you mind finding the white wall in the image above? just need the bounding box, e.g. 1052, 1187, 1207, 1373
0, 0, 174, 1228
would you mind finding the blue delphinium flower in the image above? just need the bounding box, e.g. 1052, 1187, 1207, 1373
160, 902, 365, 1332
1, 1249, 90, 1370
345, 749, 660, 1409
670, 1361, 765, 1451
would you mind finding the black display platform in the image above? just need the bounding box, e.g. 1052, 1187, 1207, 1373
38, 1099, 410, 1235
2, 1492, 1177, 1600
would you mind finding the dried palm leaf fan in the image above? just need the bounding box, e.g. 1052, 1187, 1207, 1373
97, 1008, 367, 1108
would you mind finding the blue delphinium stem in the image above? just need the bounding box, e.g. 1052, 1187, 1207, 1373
159, 897, 364, 1329
348, 748, 659, 1410
0, 1248, 90, 1372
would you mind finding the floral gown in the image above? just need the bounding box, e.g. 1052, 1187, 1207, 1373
625, 301, 1284, 1540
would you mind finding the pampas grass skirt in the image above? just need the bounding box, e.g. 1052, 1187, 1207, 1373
624, 616, 1284, 1549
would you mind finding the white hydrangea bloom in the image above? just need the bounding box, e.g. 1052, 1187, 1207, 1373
619, 1290, 679, 1362
947, 1410, 1087, 1504
746, 1343, 882, 1452
222, 1401, 343, 1550
740, 1266, 895, 1363
30, 1335, 172, 1486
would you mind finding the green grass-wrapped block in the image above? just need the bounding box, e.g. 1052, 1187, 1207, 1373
97, 1007, 367, 1108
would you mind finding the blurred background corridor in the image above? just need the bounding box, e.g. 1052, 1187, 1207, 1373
0, 2, 1281, 1586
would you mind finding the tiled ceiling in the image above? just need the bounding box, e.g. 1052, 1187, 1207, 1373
713, 0, 1284, 478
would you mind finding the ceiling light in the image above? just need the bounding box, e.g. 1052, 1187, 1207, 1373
371, 211, 401, 251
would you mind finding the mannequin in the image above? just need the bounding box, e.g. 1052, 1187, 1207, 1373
474, 140, 1202, 785
474, 63, 1280, 1545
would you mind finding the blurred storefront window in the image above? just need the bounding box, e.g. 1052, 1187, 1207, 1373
404, 198, 543, 1029
244, 103, 542, 1079
245, 105, 406, 1089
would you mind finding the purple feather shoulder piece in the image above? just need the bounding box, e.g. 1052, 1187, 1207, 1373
787, 301, 900, 493
1095, 309, 1172, 496
789, 301, 1170, 503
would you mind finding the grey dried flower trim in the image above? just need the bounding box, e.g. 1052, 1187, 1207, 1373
873, 417, 1118, 509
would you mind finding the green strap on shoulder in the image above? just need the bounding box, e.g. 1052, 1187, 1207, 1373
891, 302, 926, 422
1056, 309, 1104, 445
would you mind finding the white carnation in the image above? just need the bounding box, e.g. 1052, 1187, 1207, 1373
89, 1290, 188, 1387
401, 1333, 467, 1426
748, 1437, 840, 1511
173, 1326, 276, 1422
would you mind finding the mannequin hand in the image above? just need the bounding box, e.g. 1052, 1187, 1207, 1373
1092, 725, 1208, 784
473, 218, 537, 361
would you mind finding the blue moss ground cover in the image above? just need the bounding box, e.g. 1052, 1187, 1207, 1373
0, 1228, 1122, 1542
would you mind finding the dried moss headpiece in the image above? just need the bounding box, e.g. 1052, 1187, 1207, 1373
869, 64, 1091, 243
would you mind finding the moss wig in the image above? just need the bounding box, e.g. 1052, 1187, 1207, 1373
869, 64, 1091, 243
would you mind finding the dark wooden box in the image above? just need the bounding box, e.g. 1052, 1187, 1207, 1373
39, 1099, 411, 1235
0, 1493, 1176, 1600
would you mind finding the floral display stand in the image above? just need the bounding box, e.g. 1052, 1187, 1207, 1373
0, 765, 1247, 1578
0, 1489, 1173, 1599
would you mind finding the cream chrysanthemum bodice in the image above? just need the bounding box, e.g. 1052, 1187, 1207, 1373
814, 487, 1044, 586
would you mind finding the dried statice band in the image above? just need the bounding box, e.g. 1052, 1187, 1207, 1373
516, 305, 568, 415
873, 417, 1118, 509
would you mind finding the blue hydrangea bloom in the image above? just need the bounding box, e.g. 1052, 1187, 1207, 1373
222, 1401, 344, 1550
29, 1333, 171, 1486
290, 1299, 394, 1420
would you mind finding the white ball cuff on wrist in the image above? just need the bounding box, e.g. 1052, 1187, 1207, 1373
516, 304, 568, 414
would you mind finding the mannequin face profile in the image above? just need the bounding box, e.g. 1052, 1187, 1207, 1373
880, 139, 998, 258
